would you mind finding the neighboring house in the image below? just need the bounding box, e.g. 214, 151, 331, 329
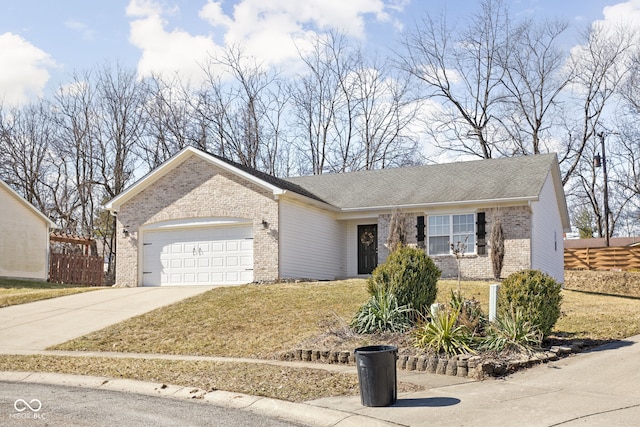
104, 147, 570, 287
0, 179, 55, 281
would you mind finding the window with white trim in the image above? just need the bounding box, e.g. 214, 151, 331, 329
428, 214, 476, 256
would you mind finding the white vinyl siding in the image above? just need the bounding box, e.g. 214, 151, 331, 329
428, 213, 476, 256
279, 198, 345, 280
531, 173, 565, 283
0, 187, 50, 280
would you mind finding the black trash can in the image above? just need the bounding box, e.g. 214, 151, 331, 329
354, 345, 398, 407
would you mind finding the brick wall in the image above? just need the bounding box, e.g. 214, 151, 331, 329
377, 207, 533, 280
116, 155, 279, 287
433, 206, 532, 280
378, 212, 419, 264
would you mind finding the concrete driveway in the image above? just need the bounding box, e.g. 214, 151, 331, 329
0, 286, 214, 353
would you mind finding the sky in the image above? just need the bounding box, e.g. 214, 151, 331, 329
1, 0, 638, 107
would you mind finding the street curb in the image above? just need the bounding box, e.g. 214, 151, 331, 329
0, 371, 402, 427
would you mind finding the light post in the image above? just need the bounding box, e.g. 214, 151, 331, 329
594, 132, 610, 247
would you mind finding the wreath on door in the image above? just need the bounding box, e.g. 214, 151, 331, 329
360, 230, 375, 247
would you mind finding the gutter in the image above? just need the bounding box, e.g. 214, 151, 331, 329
337, 196, 539, 213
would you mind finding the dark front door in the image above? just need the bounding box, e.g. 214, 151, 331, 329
358, 224, 378, 274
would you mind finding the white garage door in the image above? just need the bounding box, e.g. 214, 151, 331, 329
142, 226, 253, 286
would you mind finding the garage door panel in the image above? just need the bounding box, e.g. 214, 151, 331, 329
143, 225, 253, 286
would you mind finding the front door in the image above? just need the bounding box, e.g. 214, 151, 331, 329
358, 224, 378, 274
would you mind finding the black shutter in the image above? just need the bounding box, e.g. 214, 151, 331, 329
476, 212, 486, 255
416, 216, 425, 245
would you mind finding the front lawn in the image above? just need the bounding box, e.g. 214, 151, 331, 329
0, 278, 101, 308
0, 276, 636, 403
51, 278, 640, 357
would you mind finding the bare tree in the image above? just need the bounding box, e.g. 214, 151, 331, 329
0, 101, 55, 213
196, 45, 288, 173
560, 22, 635, 185
399, 0, 511, 159
290, 33, 350, 174
51, 72, 98, 235
139, 74, 197, 169
351, 54, 421, 169
92, 64, 147, 283
498, 19, 570, 155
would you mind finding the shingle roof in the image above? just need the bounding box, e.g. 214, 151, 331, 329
205, 152, 326, 203
284, 154, 557, 209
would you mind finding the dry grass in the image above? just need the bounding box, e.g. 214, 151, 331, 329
0, 278, 100, 308
50, 276, 640, 358
53, 279, 369, 357
554, 289, 640, 341
564, 270, 640, 298
0, 355, 422, 402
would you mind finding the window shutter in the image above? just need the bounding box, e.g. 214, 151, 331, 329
476, 212, 486, 255
416, 215, 425, 244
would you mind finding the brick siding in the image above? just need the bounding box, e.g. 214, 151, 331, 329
115, 155, 279, 287
377, 207, 532, 280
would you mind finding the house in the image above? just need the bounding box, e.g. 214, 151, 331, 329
104, 147, 570, 287
0, 179, 55, 281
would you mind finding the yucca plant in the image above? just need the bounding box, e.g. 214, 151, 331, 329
350, 289, 413, 334
481, 305, 543, 354
413, 309, 476, 357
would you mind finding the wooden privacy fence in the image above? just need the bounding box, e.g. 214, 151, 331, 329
49, 253, 104, 286
564, 246, 640, 271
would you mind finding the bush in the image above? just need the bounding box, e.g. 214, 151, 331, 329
350, 288, 413, 334
413, 310, 475, 356
498, 270, 562, 337
367, 246, 441, 317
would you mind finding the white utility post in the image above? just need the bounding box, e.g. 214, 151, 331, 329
489, 284, 500, 322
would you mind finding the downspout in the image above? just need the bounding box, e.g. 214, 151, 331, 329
528, 200, 534, 271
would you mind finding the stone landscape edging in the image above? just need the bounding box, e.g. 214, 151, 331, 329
280, 341, 585, 380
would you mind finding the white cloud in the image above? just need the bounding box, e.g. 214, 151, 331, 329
127, 2, 221, 85
0, 33, 55, 106
126, 0, 404, 83
602, 0, 640, 24
64, 20, 95, 41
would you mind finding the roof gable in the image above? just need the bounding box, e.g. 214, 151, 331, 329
104, 147, 327, 212
0, 179, 54, 227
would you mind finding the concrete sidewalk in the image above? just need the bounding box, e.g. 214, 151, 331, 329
0, 286, 213, 352
307, 336, 640, 426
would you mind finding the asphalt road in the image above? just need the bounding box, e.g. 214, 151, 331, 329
0, 381, 305, 427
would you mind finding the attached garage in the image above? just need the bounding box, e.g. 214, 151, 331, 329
141, 224, 254, 286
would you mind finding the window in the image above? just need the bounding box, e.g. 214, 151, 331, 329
428, 214, 476, 256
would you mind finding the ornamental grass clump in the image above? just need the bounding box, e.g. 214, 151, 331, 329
480, 305, 543, 353
413, 309, 476, 357
350, 288, 414, 334
498, 270, 563, 337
